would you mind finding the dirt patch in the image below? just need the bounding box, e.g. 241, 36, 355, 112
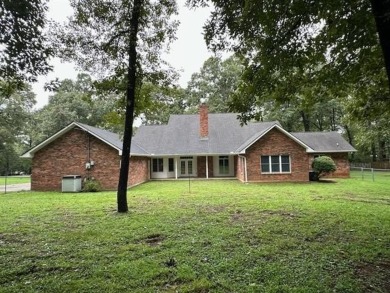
143, 233, 165, 246
230, 209, 299, 223
355, 260, 390, 292
337, 197, 390, 205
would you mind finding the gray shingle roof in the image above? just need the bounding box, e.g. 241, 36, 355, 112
22, 115, 355, 159
133, 113, 281, 155
76, 122, 123, 150
76, 122, 149, 155
291, 132, 356, 153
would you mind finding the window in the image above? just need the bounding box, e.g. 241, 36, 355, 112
261, 155, 290, 173
219, 156, 229, 174
152, 158, 164, 172
168, 158, 174, 172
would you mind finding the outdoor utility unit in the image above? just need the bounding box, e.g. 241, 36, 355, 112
62, 175, 82, 192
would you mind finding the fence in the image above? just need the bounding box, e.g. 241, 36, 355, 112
351, 162, 390, 169
350, 167, 390, 182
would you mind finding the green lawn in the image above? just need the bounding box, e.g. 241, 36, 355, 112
0, 178, 389, 292
0, 175, 31, 185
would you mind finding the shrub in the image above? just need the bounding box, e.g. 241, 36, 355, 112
312, 156, 337, 178
82, 178, 102, 192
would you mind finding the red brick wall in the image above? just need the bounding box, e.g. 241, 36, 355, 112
128, 156, 150, 186
31, 128, 149, 191
244, 128, 310, 182
197, 156, 214, 178
310, 153, 350, 178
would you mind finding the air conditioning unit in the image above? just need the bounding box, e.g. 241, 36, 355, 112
62, 175, 82, 192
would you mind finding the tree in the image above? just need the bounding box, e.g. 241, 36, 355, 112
187, 0, 390, 123
141, 83, 186, 125
56, 0, 178, 212
312, 156, 337, 179
31, 74, 119, 145
0, 0, 52, 81
0, 80, 36, 174
186, 55, 243, 113
0, 80, 36, 144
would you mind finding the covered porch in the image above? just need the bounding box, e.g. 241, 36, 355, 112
150, 155, 236, 180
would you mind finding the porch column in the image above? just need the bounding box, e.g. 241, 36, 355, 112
206, 155, 209, 179
175, 157, 178, 179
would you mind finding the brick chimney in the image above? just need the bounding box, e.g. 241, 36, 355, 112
199, 103, 208, 139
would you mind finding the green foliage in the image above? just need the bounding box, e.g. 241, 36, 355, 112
0, 80, 35, 174
186, 55, 244, 113
0, 0, 52, 81
141, 83, 187, 125
31, 74, 121, 145
53, 0, 179, 116
0, 179, 389, 291
312, 156, 337, 178
188, 0, 390, 124
82, 178, 102, 192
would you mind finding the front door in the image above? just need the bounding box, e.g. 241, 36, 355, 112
180, 157, 194, 177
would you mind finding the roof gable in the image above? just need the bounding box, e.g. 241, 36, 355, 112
235, 124, 314, 154
21, 122, 125, 158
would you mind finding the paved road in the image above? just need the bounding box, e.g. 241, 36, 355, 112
0, 183, 31, 193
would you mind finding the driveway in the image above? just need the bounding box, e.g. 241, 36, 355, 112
0, 183, 31, 193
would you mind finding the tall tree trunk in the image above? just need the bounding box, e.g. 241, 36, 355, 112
344, 125, 354, 160
117, 0, 143, 213
300, 111, 311, 132
370, 0, 390, 91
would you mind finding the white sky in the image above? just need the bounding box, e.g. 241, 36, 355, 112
32, 0, 221, 109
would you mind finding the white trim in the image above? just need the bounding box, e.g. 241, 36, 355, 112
260, 155, 291, 174
306, 150, 356, 153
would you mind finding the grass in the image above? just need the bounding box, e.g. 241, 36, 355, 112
0, 177, 389, 292
0, 175, 30, 185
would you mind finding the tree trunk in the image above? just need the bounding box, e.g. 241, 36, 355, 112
117, 0, 143, 213
300, 111, 311, 132
370, 0, 390, 91
344, 125, 354, 160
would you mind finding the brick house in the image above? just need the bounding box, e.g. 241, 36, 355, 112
22, 104, 355, 191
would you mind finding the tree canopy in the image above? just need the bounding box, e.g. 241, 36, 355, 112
0, 0, 52, 81
187, 0, 390, 123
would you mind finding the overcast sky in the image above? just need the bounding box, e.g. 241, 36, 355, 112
32, 0, 221, 109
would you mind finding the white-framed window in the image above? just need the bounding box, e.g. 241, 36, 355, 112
261, 155, 291, 173
219, 156, 229, 175
152, 158, 164, 172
